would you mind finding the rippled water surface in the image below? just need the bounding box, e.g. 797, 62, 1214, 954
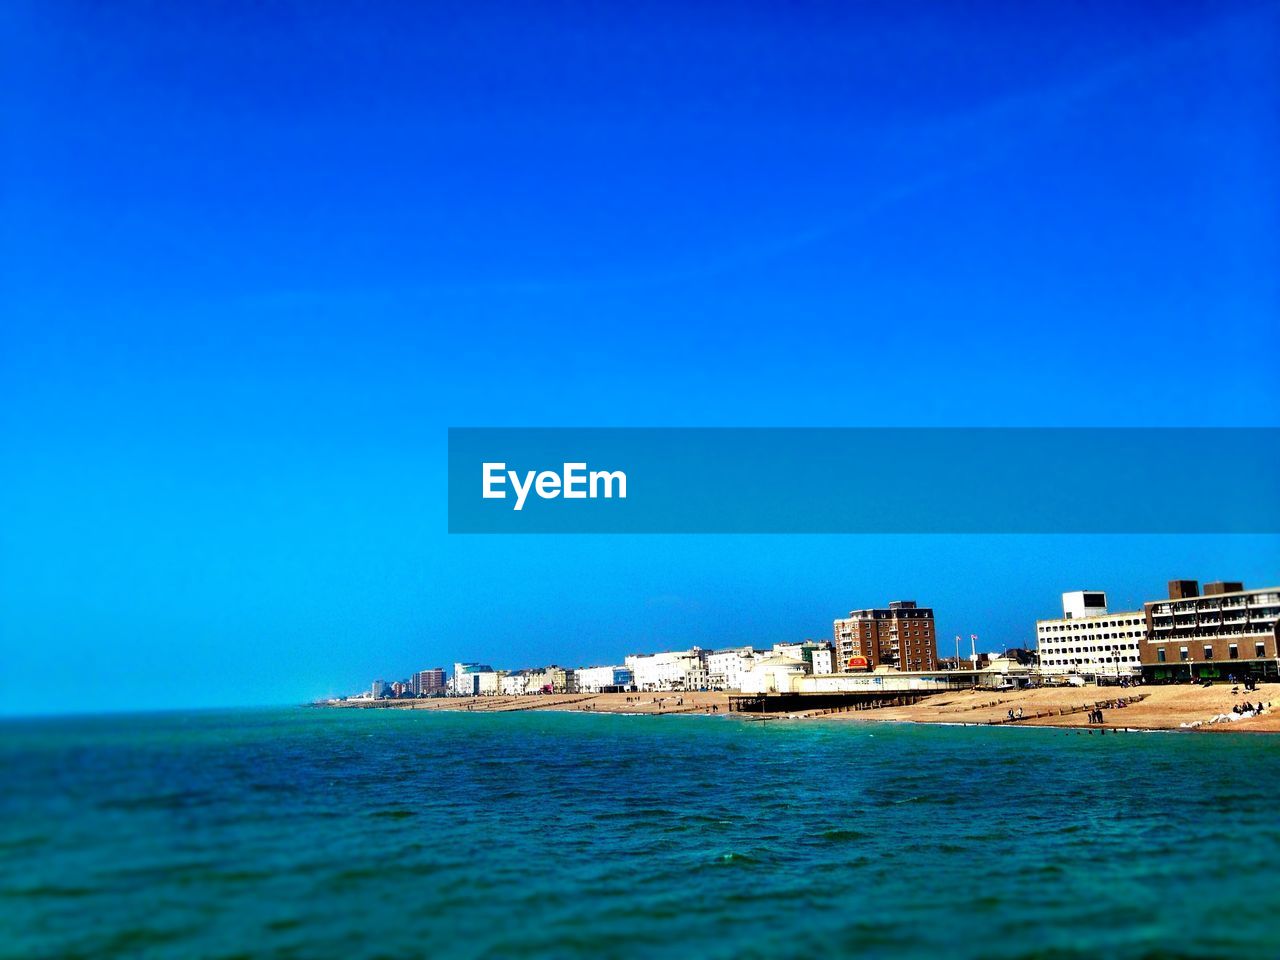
3, 708, 1279, 959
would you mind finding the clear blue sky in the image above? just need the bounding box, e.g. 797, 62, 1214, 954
2, 1, 1277, 713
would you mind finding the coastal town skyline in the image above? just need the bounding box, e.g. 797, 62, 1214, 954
351, 574, 1280, 703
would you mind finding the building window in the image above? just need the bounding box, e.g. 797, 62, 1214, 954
1156, 649, 1166, 662
1229, 645, 1238, 659
1258, 643, 1267, 658
1203, 645, 1213, 660
1179, 647, 1189, 661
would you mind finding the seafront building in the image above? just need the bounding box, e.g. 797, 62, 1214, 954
738, 653, 808, 693
499, 671, 530, 696
833, 601, 937, 672
1035, 591, 1145, 681
412, 668, 446, 696
1141, 580, 1280, 682
705, 642, 835, 691
450, 662, 499, 696
574, 665, 634, 693
771, 640, 834, 670
499, 666, 569, 695
625, 648, 710, 691
706, 647, 758, 691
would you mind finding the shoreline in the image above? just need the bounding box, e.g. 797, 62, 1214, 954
319, 683, 1280, 734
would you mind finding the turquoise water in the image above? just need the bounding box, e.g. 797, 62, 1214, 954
3, 709, 1279, 959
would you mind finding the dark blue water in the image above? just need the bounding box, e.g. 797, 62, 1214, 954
3, 708, 1278, 959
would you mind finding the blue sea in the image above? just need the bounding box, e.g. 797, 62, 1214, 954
3, 708, 1279, 959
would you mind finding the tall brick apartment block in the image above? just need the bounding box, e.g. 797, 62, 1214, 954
833, 600, 937, 672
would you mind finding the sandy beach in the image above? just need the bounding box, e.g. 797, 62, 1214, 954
326, 683, 1280, 732
819, 682, 1280, 733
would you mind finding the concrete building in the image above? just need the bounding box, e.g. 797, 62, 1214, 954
739, 654, 808, 694
833, 601, 937, 672
797, 671, 961, 695
706, 647, 759, 691
625, 648, 709, 691
771, 640, 834, 669
810, 646, 834, 675
1142, 580, 1280, 681
371, 680, 388, 699
1035, 591, 1145, 681
412, 668, 446, 696
522, 666, 570, 694
451, 662, 499, 696
574, 665, 634, 693
500, 671, 530, 696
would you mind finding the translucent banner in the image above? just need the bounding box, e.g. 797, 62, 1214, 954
447, 428, 1280, 533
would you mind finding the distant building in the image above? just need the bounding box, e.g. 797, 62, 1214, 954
738, 654, 807, 694
412, 668, 446, 696
524, 666, 570, 694
1001, 648, 1038, 666
371, 679, 388, 699
574, 665, 634, 693
500, 671, 530, 696
451, 662, 499, 696
771, 640, 833, 668
833, 601, 937, 672
1035, 591, 1145, 680
938, 653, 991, 672
625, 648, 709, 691
810, 646, 834, 675
706, 647, 759, 691
1142, 580, 1280, 682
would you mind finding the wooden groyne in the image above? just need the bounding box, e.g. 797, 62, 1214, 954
987, 693, 1149, 725
729, 692, 937, 714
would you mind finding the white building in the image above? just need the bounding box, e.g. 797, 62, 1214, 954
798, 672, 958, 694
625, 648, 709, 691
451, 662, 500, 696
706, 647, 759, 691
1035, 592, 1145, 680
771, 640, 834, 671
739, 654, 807, 694
574, 665, 634, 692
500, 672, 529, 696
